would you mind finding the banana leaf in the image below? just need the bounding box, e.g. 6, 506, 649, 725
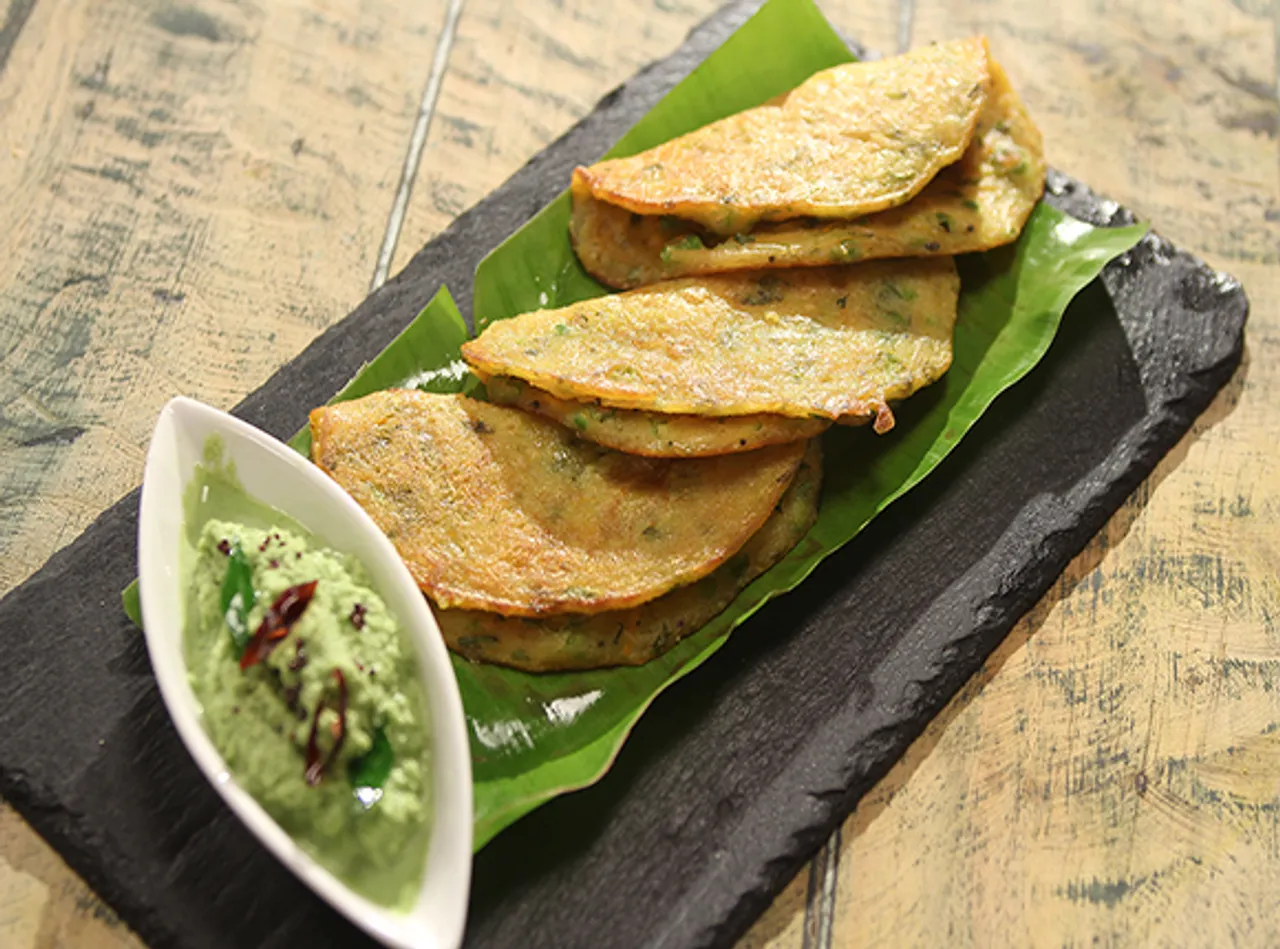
124, 0, 1146, 851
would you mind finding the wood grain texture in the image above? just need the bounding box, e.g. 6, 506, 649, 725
0, 805, 138, 949
0, 0, 1275, 945
0, 0, 447, 594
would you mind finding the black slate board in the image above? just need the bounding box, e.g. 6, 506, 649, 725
0, 1, 1247, 947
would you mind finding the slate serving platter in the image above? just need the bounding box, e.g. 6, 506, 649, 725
0, 1, 1247, 947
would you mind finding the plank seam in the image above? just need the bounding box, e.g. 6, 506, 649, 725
369, 0, 466, 292
896, 0, 916, 53
801, 824, 841, 949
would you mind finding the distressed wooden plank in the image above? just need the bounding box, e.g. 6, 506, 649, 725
0, 804, 139, 949
821, 0, 901, 55
0, 0, 448, 595
0, 0, 451, 943
824, 0, 1280, 945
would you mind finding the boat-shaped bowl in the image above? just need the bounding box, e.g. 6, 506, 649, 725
137, 396, 472, 949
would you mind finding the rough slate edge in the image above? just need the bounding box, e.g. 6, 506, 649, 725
0, 0, 1247, 946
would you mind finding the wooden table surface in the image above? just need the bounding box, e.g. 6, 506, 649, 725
1, 0, 1276, 945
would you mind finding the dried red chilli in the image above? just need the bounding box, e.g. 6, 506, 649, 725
304, 668, 347, 787
238, 580, 318, 671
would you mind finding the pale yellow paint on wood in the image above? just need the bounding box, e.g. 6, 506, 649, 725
0, 803, 139, 949
0, 849, 49, 949
0, 0, 448, 594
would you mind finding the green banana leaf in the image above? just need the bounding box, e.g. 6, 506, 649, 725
124, 0, 1147, 851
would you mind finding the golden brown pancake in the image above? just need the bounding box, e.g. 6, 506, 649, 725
484, 376, 829, 458
463, 260, 958, 433
310, 390, 804, 616
437, 439, 822, 670
571, 52, 1044, 289
573, 37, 991, 236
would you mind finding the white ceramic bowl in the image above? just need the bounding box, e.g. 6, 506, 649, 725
137, 396, 472, 949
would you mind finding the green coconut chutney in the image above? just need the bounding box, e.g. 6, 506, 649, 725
182, 440, 431, 909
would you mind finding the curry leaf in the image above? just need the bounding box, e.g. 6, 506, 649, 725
219, 541, 255, 658
349, 727, 395, 794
